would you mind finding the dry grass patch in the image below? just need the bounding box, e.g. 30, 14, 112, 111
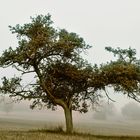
0, 130, 140, 140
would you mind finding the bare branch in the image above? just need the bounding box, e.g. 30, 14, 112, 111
128, 92, 140, 103
12, 64, 35, 75
104, 89, 116, 103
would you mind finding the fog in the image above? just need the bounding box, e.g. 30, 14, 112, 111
0, 96, 86, 123
1, 96, 140, 123
93, 102, 117, 120
121, 102, 140, 120
1, 96, 140, 135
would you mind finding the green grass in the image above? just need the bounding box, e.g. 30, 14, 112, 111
0, 130, 140, 140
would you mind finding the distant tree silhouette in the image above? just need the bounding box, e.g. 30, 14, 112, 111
93, 102, 116, 120
121, 102, 140, 120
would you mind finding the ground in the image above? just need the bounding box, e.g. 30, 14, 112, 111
0, 116, 140, 140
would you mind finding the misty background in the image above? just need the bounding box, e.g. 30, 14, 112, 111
0, 95, 140, 124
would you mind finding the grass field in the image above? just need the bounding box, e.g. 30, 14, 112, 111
0, 116, 140, 140
0, 130, 140, 140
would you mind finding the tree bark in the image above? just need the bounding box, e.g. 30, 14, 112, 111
64, 107, 73, 133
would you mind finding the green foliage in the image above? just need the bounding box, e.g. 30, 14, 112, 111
0, 14, 95, 113
105, 47, 137, 63
0, 14, 140, 110
103, 47, 140, 101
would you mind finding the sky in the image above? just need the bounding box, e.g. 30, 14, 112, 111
0, 0, 140, 116
0, 0, 140, 62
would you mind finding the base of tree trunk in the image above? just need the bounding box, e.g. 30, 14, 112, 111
64, 107, 73, 133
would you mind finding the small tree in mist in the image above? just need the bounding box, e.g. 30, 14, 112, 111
121, 102, 140, 120
93, 102, 116, 120
0, 14, 140, 133
3, 98, 14, 114
0, 95, 4, 111
0, 96, 14, 114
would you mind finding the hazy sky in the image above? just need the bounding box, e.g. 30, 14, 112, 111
0, 0, 140, 109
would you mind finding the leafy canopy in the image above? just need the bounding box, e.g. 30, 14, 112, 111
0, 14, 140, 114
0, 15, 98, 113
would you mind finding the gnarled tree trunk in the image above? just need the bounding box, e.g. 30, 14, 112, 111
64, 106, 73, 133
